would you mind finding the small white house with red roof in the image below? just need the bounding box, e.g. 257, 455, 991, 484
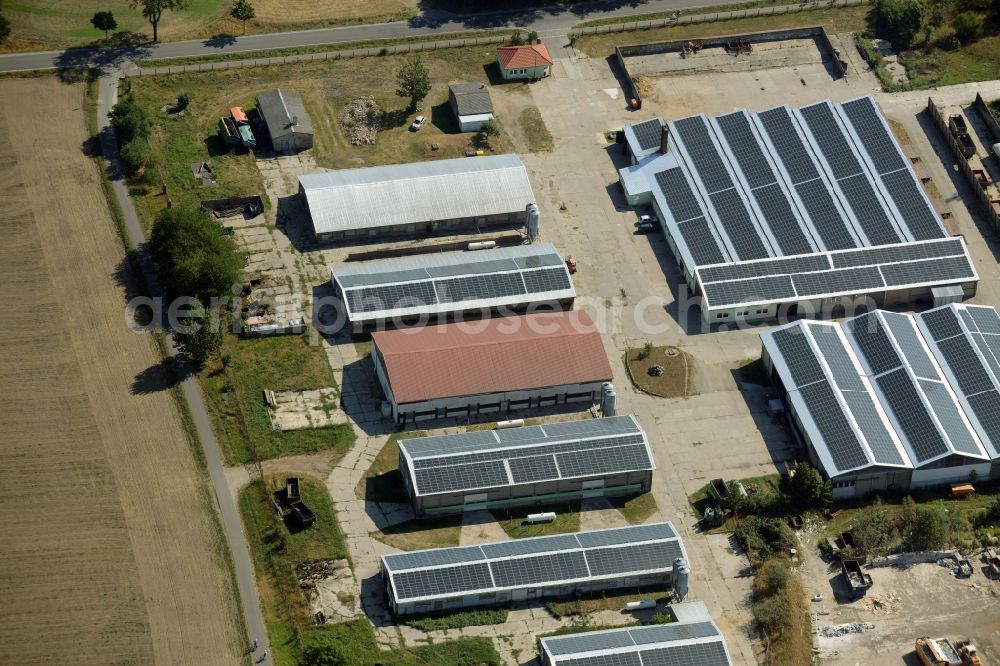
496, 44, 553, 81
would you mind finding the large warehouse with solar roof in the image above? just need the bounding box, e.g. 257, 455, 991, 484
398, 415, 654, 516
539, 600, 733, 666
380, 522, 685, 615
330, 244, 576, 333
761, 303, 1000, 498
618, 96, 978, 324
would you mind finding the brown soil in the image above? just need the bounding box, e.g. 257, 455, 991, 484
0, 78, 242, 664
625, 345, 690, 398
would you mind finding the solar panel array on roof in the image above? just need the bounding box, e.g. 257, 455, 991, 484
695, 237, 975, 310
541, 613, 732, 666
630, 118, 665, 152
332, 244, 574, 322
382, 522, 684, 603
399, 415, 654, 497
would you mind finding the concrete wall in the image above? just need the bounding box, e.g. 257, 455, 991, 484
390, 380, 610, 424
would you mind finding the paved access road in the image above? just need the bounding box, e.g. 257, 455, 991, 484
0, 0, 746, 72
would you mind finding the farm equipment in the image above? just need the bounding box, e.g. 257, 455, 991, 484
201, 195, 264, 219
230, 106, 257, 148
984, 549, 1000, 577
956, 641, 983, 666
842, 559, 873, 599
917, 637, 963, 666
218, 117, 240, 147
840, 531, 858, 550
710, 478, 728, 500
273, 477, 316, 529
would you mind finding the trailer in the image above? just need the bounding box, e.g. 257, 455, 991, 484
286, 477, 301, 503
218, 117, 240, 147
917, 636, 962, 666
290, 500, 316, 528
842, 559, 872, 599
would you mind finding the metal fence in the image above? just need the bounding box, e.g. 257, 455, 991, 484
927, 97, 1000, 234
131, 34, 511, 77
570, 0, 871, 38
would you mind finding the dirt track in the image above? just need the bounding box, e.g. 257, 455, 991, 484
0, 78, 243, 665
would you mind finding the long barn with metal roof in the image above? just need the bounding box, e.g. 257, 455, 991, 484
619, 96, 977, 324
539, 601, 733, 666
299, 154, 535, 242
398, 415, 654, 516
761, 304, 1000, 498
380, 522, 685, 616
330, 244, 575, 332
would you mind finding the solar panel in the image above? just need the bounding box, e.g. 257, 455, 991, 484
807, 324, 864, 390
555, 444, 652, 478
392, 562, 494, 600
973, 334, 1000, 382
426, 258, 518, 278
522, 267, 572, 294
401, 430, 497, 459
832, 238, 964, 268
715, 111, 776, 189
674, 116, 733, 193
876, 368, 949, 462
937, 335, 997, 395
771, 327, 826, 387
841, 391, 904, 465
585, 541, 681, 576
545, 630, 636, 656
699, 254, 829, 284
848, 313, 902, 375
708, 188, 770, 260
921, 307, 965, 341
840, 97, 906, 175
514, 252, 564, 270
791, 266, 884, 298
640, 642, 731, 666
702, 275, 796, 307
542, 415, 641, 438
576, 523, 677, 548
435, 272, 526, 304
880, 255, 975, 287
880, 312, 939, 380
338, 267, 432, 288
795, 178, 858, 250
560, 654, 643, 666
799, 102, 862, 179
413, 460, 509, 495
631, 118, 664, 152
751, 182, 814, 256
631, 622, 720, 645
968, 306, 1000, 335
798, 381, 869, 471
836, 173, 901, 245
383, 546, 485, 572
507, 454, 560, 483
678, 217, 727, 266
654, 168, 705, 223
347, 282, 437, 313
919, 379, 982, 456
756, 107, 819, 184
968, 391, 1000, 444
880, 170, 944, 241
489, 551, 589, 587
480, 533, 581, 559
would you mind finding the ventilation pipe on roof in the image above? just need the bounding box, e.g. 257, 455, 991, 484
659, 124, 670, 154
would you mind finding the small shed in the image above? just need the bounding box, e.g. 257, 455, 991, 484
496, 44, 553, 81
448, 82, 494, 132
255, 89, 313, 153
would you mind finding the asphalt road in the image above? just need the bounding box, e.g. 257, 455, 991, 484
1, 0, 749, 72
96, 72, 272, 666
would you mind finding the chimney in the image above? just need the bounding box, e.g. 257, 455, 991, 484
659, 123, 670, 154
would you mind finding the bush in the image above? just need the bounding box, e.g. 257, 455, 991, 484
981, 496, 1000, 526
0, 14, 10, 44
908, 502, 950, 550
875, 0, 928, 48
736, 515, 797, 562
108, 95, 150, 146
851, 502, 895, 555
510, 31, 525, 45
780, 462, 831, 509
752, 595, 788, 635
119, 137, 150, 175
952, 11, 985, 42
404, 607, 508, 632
759, 561, 790, 596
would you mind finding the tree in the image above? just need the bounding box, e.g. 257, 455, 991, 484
952, 11, 985, 42
527, 30, 539, 44
230, 0, 255, 35
0, 14, 11, 44
174, 309, 223, 365
781, 462, 831, 509
394, 57, 431, 111
119, 137, 150, 175
127, 0, 190, 42
149, 207, 245, 305
108, 94, 150, 145
510, 31, 525, 45
91, 11, 118, 39
909, 503, 950, 550
851, 502, 894, 555
875, 0, 928, 48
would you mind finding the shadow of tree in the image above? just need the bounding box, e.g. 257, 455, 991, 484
204, 33, 238, 49
53, 41, 154, 83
